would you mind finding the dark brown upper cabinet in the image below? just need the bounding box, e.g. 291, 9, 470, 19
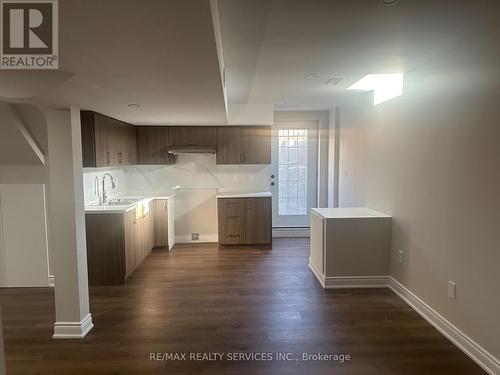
80, 111, 137, 167
216, 126, 271, 164
82, 115, 271, 167
137, 126, 175, 165
170, 126, 217, 146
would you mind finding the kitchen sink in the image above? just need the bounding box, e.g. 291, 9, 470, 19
105, 198, 142, 206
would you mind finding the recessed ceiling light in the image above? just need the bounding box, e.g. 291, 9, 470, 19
127, 103, 141, 109
306, 73, 320, 78
380, 0, 400, 6
325, 77, 343, 85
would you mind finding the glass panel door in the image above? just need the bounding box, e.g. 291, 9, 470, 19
271, 121, 318, 227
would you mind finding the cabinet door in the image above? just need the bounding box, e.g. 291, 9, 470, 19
242, 126, 271, 164
127, 125, 138, 165
85, 213, 126, 285
145, 207, 154, 255
105, 118, 121, 166
216, 127, 243, 164
170, 126, 216, 146
136, 212, 145, 266
217, 198, 245, 244
124, 209, 138, 277
93, 112, 110, 167
137, 126, 174, 164
136, 203, 154, 265
243, 197, 272, 244
153, 199, 169, 247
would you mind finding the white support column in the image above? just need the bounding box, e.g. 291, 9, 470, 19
46, 107, 93, 339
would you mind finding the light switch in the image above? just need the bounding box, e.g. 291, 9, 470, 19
448, 281, 456, 300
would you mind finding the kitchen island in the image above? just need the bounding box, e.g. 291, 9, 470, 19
309, 207, 392, 289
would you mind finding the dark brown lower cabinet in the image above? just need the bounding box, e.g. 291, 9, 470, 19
86, 204, 154, 286
217, 197, 272, 246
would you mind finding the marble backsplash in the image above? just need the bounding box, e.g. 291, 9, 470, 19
124, 153, 270, 194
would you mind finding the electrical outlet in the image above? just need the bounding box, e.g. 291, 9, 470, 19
191, 233, 199, 241
398, 250, 404, 264
448, 281, 456, 300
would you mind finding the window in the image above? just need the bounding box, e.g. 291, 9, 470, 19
278, 129, 307, 215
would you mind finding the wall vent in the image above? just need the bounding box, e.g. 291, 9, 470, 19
325, 77, 343, 86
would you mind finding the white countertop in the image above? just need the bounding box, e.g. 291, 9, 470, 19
311, 207, 391, 219
216, 191, 272, 198
85, 194, 174, 214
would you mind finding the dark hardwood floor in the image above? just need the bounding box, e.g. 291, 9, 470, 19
0, 238, 486, 374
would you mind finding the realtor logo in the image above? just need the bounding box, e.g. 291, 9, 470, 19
1, 0, 58, 69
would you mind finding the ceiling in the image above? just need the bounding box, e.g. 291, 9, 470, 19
2, 0, 227, 125
217, 0, 457, 119
1, 0, 498, 125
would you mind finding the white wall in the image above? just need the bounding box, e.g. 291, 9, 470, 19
0, 184, 50, 287
337, 8, 500, 360
0, 102, 51, 287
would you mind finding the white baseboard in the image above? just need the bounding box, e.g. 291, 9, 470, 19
273, 227, 310, 238
308, 262, 325, 288
174, 234, 218, 243
389, 277, 500, 375
308, 262, 389, 289
53, 313, 93, 339
309, 263, 390, 289
324, 275, 390, 288
48, 275, 55, 287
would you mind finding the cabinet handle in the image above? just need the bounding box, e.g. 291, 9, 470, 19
118, 152, 122, 164
163, 200, 167, 211
106, 151, 110, 165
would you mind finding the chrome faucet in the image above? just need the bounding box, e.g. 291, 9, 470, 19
101, 173, 116, 204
